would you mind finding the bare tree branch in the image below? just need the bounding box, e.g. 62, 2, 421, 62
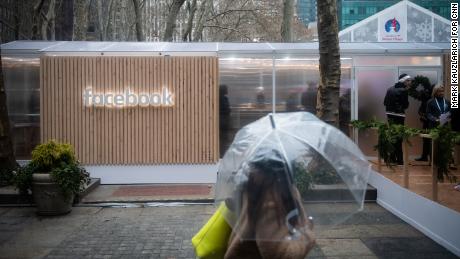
205, 9, 259, 23
0, 19, 30, 40
203, 25, 252, 41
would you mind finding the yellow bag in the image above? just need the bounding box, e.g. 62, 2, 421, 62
192, 203, 232, 259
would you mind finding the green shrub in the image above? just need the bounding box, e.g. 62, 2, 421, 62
12, 163, 35, 194
51, 163, 90, 199
293, 156, 343, 198
31, 140, 76, 172
293, 161, 314, 197
13, 140, 89, 197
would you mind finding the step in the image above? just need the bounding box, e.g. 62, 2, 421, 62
0, 178, 101, 205
302, 184, 377, 202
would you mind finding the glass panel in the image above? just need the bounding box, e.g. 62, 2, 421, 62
357, 68, 398, 156
2, 55, 41, 159
352, 19, 378, 42
434, 19, 450, 43
354, 56, 441, 66
398, 69, 439, 157
219, 58, 274, 157
339, 32, 351, 42
274, 57, 353, 133
407, 6, 433, 42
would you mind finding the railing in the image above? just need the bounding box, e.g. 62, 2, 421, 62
348, 125, 440, 201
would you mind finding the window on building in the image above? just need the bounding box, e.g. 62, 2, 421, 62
366, 7, 376, 14
350, 9, 355, 15
359, 7, 365, 15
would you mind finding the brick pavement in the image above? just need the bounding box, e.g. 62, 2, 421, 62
0, 203, 456, 259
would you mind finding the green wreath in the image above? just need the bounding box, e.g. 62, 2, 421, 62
408, 75, 432, 101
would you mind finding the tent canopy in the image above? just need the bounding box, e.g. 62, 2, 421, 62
1, 41, 449, 56
339, 0, 451, 43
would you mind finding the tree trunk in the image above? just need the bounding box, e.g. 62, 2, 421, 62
280, 0, 294, 42
96, 0, 104, 40
32, 0, 46, 40
193, 0, 210, 42
13, 1, 20, 40
0, 43, 18, 181
316, 0, 341, 127
182, 0, 197, 42
41, 0, 56, 40
163, 0, 185, 41
73, 0, 89, 40
132, 0, 145, 41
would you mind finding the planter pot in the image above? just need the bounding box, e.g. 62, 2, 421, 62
32, 174, 74, 216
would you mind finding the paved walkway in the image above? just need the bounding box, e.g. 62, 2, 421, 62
0, 203, 456, 259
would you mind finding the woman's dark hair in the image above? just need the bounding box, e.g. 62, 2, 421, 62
244, 149, 301, 227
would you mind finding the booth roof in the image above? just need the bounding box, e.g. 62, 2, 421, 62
0, 41, 450, 55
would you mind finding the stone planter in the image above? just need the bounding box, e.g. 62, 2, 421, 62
32, 174, 74, 216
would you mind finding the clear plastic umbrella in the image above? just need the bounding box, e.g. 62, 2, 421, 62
215, 112, 371, 245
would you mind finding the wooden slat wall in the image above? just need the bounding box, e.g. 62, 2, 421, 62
41, 56, 219, 165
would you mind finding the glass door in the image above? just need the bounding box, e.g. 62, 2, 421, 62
355, 67, 399, 157
398, 67, 442, 156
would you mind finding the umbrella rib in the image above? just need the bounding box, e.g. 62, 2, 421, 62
241, 130, 273, 165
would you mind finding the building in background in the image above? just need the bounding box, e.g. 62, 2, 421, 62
339, 0, 452, 30
297, 0, 317, 27
296, 0, 452, 30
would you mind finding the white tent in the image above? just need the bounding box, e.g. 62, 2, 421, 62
339, 0, 451, 43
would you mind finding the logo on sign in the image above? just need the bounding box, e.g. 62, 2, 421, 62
385, 18, 400, 33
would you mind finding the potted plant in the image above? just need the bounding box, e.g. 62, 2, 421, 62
13, 140, 90, 215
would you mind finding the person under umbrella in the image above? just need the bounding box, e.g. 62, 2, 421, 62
213, 112, 371, 259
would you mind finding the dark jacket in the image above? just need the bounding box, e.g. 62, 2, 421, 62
426, 97, 451, 128
451, 107, 460, 132
384, 82, 409, 114
418, 86, 434, 122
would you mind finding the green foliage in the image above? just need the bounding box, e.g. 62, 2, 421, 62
31, 140, 76, 172
13, 140, 89, 197
51, 163, 90, 199
293, 158, 342, 197
374, 123, 420, 168
350, 120, 372, 130
293, 160, 313, 197
352, 119, 458, 181
12, 163, 36, 194
430, 125, 459, 182
0, 167, 15, 186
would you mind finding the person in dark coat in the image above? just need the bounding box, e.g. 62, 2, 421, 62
426, 85, 450, 129
426, 85, 455, 179
301, 83, 317, 114
383, 74, 412, 165
415, 84, 434, 161
220, 84, 231, 156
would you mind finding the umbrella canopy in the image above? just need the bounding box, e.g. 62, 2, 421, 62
215, 112, 371, 243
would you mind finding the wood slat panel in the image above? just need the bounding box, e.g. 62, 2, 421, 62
41, 56, 218, 165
